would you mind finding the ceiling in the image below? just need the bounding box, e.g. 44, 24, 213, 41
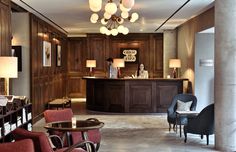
12, 0, 214, 36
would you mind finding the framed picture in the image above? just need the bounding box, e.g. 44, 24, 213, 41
43, 41, 51, 67
56, 44, 62, 66
120, 48, 139, 63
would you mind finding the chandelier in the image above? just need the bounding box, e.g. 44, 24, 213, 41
89, 0, 139, 36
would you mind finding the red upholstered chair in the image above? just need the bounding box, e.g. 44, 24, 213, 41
0, 139, 35, 152
12, 128, 96, 152
44, 109, 101, 151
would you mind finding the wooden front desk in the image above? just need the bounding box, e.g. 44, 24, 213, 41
84, 77, 188, 113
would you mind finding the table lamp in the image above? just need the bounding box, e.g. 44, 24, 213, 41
86, 60, 96, 76
169, 59, 181, 78
113, 58, 125, 78
0, 57, 18, 95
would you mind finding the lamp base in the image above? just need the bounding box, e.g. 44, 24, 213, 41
172, 68, 177, 78
4, 77, 9, 95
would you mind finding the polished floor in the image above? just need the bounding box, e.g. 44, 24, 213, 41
34, 101, 219, 152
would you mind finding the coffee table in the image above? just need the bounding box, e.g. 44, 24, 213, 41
175, 111, 198, 137
44, 119, 104, 151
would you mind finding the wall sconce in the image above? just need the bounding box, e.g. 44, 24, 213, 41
86, 60, 96, 76
169, 59, 181, 78
0, 57, 18, 95
113, 58, 125, 78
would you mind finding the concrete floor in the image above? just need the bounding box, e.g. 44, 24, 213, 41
34, 102, 219, 152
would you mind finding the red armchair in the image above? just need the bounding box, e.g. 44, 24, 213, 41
44, 109, 101, 150
12, 128, 96, 152
0, 139, 34, 152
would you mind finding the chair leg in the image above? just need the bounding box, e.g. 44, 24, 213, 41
173, 124, 176, 131
96, 142, 100, 151
169, 123, 171, 131
184, 132, 187, 143
201, 134, 203, 139
206, 135, 209, 145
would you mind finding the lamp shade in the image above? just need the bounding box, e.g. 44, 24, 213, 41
113, 58, 125, 68
0, 57, 18, 78
169, 59, 181, 68
86, 60, 96, 68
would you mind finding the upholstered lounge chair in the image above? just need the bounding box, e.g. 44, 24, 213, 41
184, 104, 214, 145
167, 94, 197, 131
44, 109, 101, 151
12, 128, 96, 152
0, 139, 34, 152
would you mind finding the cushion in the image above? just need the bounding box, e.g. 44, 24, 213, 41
176, 100, 193, 111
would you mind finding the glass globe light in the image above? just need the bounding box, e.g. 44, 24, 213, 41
121, 11, 129, 19
105, 2, 117, 15
100, 26, 107, 34
117, 25, 125, 33
120, 4, 131, 12
111, 29, 118, 36
131, 12, 139, 21
105, 30, 111, 36
104, 12, 111, 19
89, 0, 102, 12
122, 0, 135, 9
101, 18, 108, 25
90, 16, 97, 23
123, 27, 129, 35
91, 13, 99, 21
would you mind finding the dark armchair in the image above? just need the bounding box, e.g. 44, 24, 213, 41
184, 104, 214, 145
167, 94, 197, 131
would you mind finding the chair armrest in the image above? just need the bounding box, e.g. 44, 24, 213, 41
86, 118, 99, 122
48, 134, 64, 148
63, 140, 96, 152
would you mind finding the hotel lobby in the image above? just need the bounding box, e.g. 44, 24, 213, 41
0, 0, 235, 151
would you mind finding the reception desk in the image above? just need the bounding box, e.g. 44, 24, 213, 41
84, 77, 188, 113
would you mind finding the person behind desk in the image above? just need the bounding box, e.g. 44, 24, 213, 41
106, 58, 118, 78
135, 63, 149, 78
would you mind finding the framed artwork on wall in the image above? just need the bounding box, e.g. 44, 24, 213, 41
120, 48, 139, 63
56, 44, 61, 66
43, 41, 51, 67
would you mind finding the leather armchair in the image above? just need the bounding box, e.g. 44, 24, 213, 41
12, 128, 96, 152
44, 109, 101, 151
0, 139, 34, 152
167, 94, 197, 131
184, 104, 214, 145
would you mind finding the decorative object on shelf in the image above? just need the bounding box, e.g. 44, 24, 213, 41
43, 41, 51, 67
56, 44, 62, 66
169, 59, 181, 78
120, 48, 138, 63
89, 0, 139, 36
113, 58, 125, 78
86, 60, 96, 76
0, 57, 18, 95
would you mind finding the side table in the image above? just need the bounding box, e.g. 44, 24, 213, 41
176, 111, 198, 137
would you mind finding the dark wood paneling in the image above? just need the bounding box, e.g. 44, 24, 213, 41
85, 78, 186, 113
129, 82, 153, 113
30, 14, 67, 121
0, 1, 11, 95
68, 33, 163, 97
156, 81, 183, 112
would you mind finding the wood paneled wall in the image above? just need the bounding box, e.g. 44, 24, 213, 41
0, 0, 11, 94
30, 14, 67, 121
67, 33, 163, 97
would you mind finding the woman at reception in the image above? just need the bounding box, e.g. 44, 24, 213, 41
135, 63, 149, 78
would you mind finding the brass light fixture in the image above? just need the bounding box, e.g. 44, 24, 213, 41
89, 0, 139, 36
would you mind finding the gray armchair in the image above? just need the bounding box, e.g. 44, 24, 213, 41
167, 94, 197, 131
184, 104, 214, 145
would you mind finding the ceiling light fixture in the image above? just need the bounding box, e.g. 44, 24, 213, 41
89, 0, 139, 36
